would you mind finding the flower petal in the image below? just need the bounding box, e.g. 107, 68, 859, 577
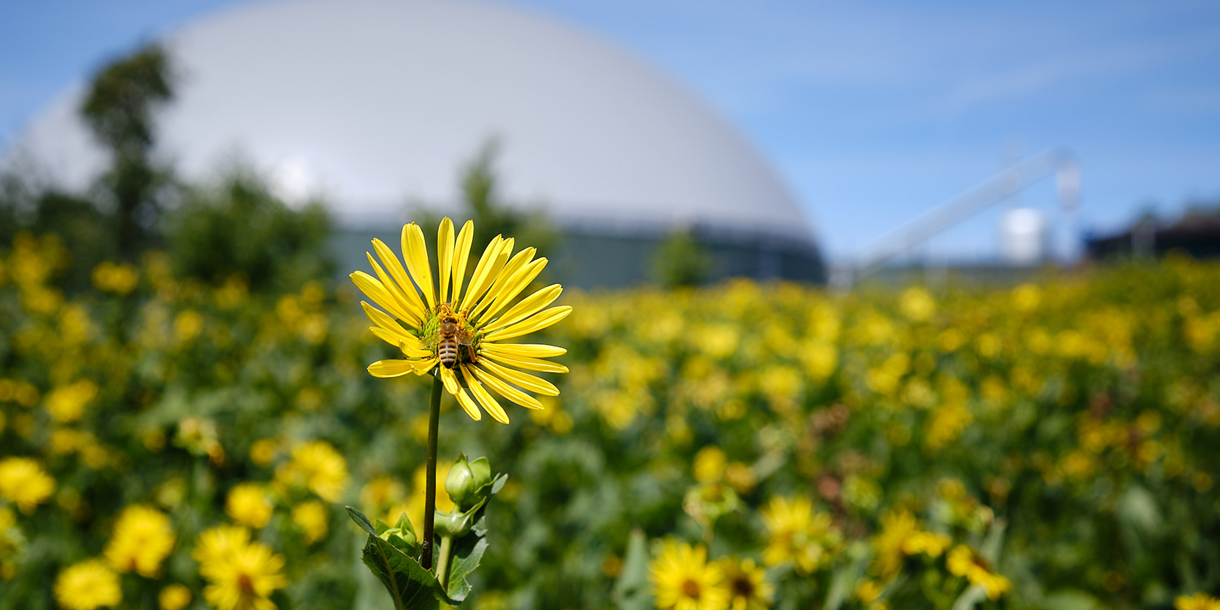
366, 254, 425, 327
371, 239, 428, 317
482, 284, 561, 333
461, 237, 512, 313
441, 367, 481, 421
476, 358, 560, 396
402, 223, 436, 310
368, 360, 418, 378
461, 364, 509, 424
471, 248, 536, 321
412, 357, 440, 376
368, 327, 432, 358
483, 306, 573, 342
482, 350, 569, 374
437, 218, 455, 305
451, 220, 474, 305
480, 343, 567, 358
475, 258, 548, 325
469, 364, 544, 410
350, 271, 417, 326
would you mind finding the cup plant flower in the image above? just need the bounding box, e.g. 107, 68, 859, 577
346, 219, 569, 609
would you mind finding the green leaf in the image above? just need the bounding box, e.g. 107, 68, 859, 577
444, 473, 508, 602
611, 528, 651, 610
348, 506, 451, 610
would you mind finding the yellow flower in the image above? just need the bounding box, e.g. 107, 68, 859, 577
103, 505, 176, 577
44, 380, 99, 423
694, 446, 727, 483
201, 540, 288, 610
946, 545, 1011, 600
193, 525, 251, 568
760, 496, 837, 574
226, 483, 273, 529
276, 440, 348, 502
1176, 592, 1220, 610
855, 579, 883, 604
0, 457, 56, 514
291, 500, 329, 544
54, 559, 122, 610
159, 584, 192, 610
352, 219, 571, 424
719, 557, 774, 610
650, 540, 730, 610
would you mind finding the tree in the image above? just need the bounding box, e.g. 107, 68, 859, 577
80, 44, 174, 260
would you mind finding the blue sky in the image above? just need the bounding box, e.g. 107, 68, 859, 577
2, 0, 1219, 262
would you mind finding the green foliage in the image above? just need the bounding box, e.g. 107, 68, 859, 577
1, 237, 1219, 610
651, 227, 711, 288
413, 140, 558, 264
165, 171, 334, 292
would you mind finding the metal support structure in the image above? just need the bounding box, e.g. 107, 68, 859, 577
835, 148, 1079, 288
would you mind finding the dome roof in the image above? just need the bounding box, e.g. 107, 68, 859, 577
6, 0, 815, 242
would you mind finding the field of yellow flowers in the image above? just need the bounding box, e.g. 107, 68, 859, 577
1, 231, 1218, 610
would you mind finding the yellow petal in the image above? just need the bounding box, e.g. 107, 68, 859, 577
483, 306, 572, 342
461, 237, 512, 312
402, 223, 436, 310
480, 343, 567, 358
437, 218, 455, 304
483, 284, 562, 333
361, 301, 411, 336
482, 350, 569, 374
451, 220, 474, 305
469, 364, 544, 410
441, 367, 481, 421
461, 364, 509, 424
368, 327, 431, 358
350, 272, 417, 326
477, 358, 560, 396
368, 360, 418, 378
471, 247, 535, 321
412, 357, 439, 376
475, 258, 548, 324
366, 254, 424, 327
371, 238, 428, 317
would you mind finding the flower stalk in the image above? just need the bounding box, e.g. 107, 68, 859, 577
422, 375, 442, 569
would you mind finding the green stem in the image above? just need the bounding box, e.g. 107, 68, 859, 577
436, 535, 454, 590
422, 375, 443, 569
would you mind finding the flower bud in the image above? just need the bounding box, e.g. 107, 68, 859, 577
432, 509, 471, 539
445, 454, 492, 512
378, 514, 418, 554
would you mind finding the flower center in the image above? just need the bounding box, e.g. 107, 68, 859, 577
681, 578, 702, 599
237, 572, 256, 594
732, 575, 755, 597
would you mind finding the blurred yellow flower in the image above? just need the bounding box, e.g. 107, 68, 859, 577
45, 380, 99, 423
0, 457, 56, 514
193, 525, 250, 568
54, 559, 122, 610
719, 557, 774, 610
946, 545, 1010, 600
200, 540, 288, 610
226, 483, 273, 529
277, 440, 348, 502
91, 261, 139, 294
158, 584, 192, 610
650, 540, 729, 610
352, 219, 570, 424
291, 500, 329, 544
249, 439, 278, 467
760, 496, 837, 574
899, 286, 935, 322
104, 505, 175, 577
1176, 592, 1220, 610
693, 446, 727, 484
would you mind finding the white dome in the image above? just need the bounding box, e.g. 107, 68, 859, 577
5, 0, 815, 242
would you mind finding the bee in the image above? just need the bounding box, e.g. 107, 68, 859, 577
436, 303, 475, 369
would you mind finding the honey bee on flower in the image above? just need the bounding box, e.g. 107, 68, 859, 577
351, 219, 570, 424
